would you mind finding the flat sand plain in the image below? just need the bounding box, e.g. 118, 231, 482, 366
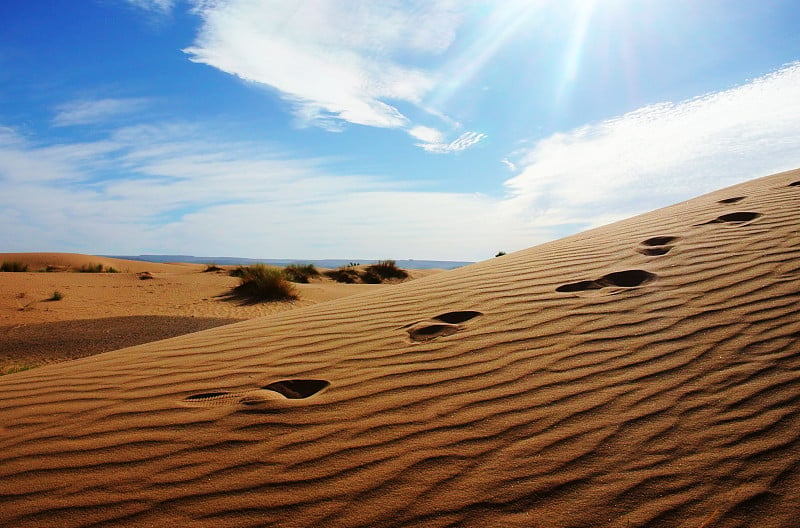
1, 169, 799, 527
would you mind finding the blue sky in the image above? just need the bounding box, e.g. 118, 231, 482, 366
1, 0, 799, 261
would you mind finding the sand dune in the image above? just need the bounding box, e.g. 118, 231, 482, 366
1, 169, 800, 527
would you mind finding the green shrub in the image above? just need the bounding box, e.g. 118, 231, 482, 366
283, 263, 321, 283
365, 259, 408, 280
233, 264, 297, 301
79, 263, 105, 273
325, 267, 361, 283
1, 261, 28, 272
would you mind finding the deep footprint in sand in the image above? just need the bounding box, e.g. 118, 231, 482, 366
408, 323, 460, 342
637, 236, 678, 256
557, 270, 656, 293
184, 379, 330, 406
789, 181, 800, 187
718, 196, 746, 204
405, 311, 483, 342
697, 211, 762, 226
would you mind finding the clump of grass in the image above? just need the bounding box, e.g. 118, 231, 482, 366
79, 263, 105, 273
233, 264, 297, 301
137, 271, 154, 280
1, 261, 28, 272
48, 291, 64, 301
325, 267, 361, 283
229, 266, 246, 278
365, 259, 408, 281
204, 264, 224, 273
495, 251, 507, 257
283, 263, 321, 283
106, 266, 119, 273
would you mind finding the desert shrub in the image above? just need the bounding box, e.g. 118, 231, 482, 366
1, 261, 28, 272
49, 291, 64, 301
325, 267, 361, 283
365, 259, 408, 280
204, 264, 224, 272
106, 267, 119, 273
495, 251, 507, 257
229, 266, 246, 278
283, 263, 320, 283
79, 263, 105, 273
360, 269, 383, 284
234, 264, 297, 301
137, 271, 154, 280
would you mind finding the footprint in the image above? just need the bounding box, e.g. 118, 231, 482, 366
404, 311, 483, 342
789, 181, 800, 187
557, 270, 656, 293
555, 280, 603, 293
696, 212, 762, 226
637, 236, 678, 256
599, 270, 656, 287
183, 379, 330, 407
261, 379, 330, 399
433, 311, 483, 324
718, 196, 746, 204
408, 323, 460, 342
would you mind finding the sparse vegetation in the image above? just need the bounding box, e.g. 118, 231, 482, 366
233, 264, 297, 302
48, 291, 64, 301
78, 263, 119, 273
324, 266, 361, 283
325, 260, 409, 284
1, 261, 28, 272
365, 260, 408, 281
204, 264, 224, 272
229, 266, 246, 278
495, 251, 507, 257
283, 263, 321, 283
137, 271, 154, 280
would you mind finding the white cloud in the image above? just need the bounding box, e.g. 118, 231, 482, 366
415, 131, 488, 154
0, 122, 524, 260
53, 98, 151, 127
504, 62, 800, 231
123, 0, 175, 14
184, 0, 484, 151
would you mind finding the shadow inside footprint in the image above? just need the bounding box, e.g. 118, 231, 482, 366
638, 246, 671, 256
698, 211, 762, 225
641, 236, 678, 246
555, 280, 603, 292
718, 196, 746, 204
789, 181, 800, 187
262, 379, 330, 399
598, 270, 656, 287
433, 311, 483, 324
408, 324, 459, 342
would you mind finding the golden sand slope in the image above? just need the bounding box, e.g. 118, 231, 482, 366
1, 169, 799, 527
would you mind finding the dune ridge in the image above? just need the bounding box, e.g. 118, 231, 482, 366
1, 169, 799, 527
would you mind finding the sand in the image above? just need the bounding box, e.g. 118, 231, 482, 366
0, 257, 435, 372
1, 168, 799, 527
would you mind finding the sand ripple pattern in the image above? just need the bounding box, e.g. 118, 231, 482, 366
1, 169, 800, 527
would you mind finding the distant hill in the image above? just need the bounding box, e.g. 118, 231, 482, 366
106, 255, 474, 270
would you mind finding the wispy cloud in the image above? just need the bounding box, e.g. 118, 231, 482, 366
52, 97, 151, 127
415, 131, 488, 154
184, 0, 485, 151
503, 62, 800, 231
123, 0, 176, 15
0, 122, 518, 260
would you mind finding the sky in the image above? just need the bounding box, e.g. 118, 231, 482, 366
0, 0, 799, 262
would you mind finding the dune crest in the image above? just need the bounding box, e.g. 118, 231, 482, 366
1, 169, 800, 527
